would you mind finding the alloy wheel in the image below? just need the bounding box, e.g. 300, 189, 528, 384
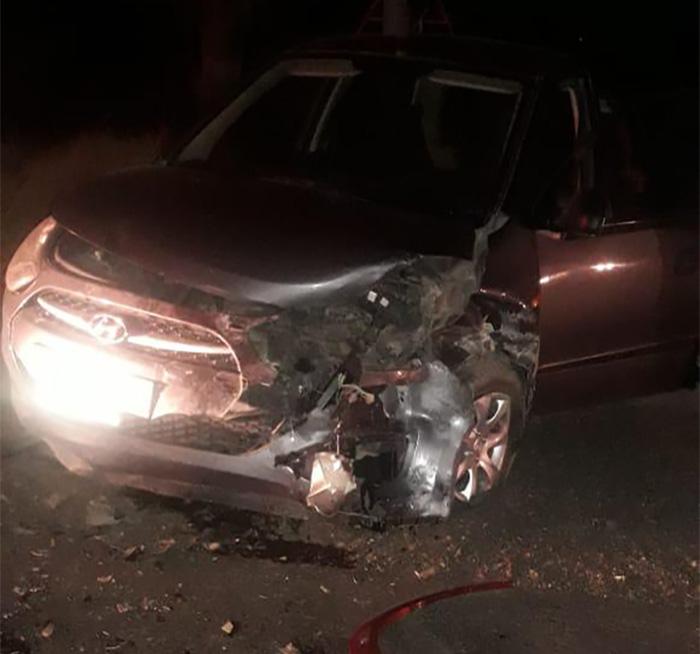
454, 392, 511, 503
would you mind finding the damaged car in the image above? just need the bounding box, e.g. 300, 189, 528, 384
3, 36, 697, 521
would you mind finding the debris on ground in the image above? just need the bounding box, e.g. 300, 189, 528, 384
12, 586, 28, 599
86, 497, 120, 527
220, 619, 236, 636
97, 574, 114, 584
123, 544, 145, 561
39, 620, 54, 639
414, 565, 437, 581
280, 642, 301, 654
319, 585, 331, 594
12, 525, 36, 536
44, 492, 66, 510
155, 538, 176, 554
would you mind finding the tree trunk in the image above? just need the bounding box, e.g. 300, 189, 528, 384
197, 0, 242, 112
383, 0, 412, 37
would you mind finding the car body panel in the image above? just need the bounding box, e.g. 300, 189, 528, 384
535, 220, 698, 408
52, 166, 484, 307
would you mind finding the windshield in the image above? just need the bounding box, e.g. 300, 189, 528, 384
179, 58, 522, 214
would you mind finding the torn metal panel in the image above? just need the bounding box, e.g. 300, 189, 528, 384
376, 360, 473, 518
435, 293, 540, 411
243, 212, 510, 419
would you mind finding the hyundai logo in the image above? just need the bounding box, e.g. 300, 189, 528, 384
89, 313, 128, 345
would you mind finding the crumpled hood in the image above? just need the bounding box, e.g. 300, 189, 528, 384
51, 165, 482, 306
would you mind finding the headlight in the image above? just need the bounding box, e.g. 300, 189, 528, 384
5, 217, 57, 293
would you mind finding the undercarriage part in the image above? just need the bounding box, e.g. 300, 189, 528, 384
306, 451, 357, 516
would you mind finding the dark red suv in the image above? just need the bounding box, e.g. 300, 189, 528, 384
3, 36, 697, 521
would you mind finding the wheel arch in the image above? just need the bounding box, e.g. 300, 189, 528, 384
434, 289, 540, 412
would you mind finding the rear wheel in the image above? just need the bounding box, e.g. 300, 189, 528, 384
453, 357, 525, 505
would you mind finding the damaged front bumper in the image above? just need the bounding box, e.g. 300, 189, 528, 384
2, 214, 523, 521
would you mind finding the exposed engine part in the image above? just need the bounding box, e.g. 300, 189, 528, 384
306, 452, 357, 516
243, 212, 509, 424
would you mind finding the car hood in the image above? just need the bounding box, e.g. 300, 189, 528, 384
52, 165, 483, 307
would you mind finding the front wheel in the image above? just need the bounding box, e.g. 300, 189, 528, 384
453, 357, 525, 505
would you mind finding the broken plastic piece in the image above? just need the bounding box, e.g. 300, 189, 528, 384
306, 452, 357, 516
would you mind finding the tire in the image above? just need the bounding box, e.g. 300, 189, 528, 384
453, 355, 525, 507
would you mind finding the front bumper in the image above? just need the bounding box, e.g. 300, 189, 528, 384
2, 236, 312, 516
3, 224, 477, 521
10, 392, 310, 518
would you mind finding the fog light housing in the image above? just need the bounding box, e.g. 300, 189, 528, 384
5, 217, 57, 293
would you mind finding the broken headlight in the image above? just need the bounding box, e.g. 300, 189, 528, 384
5, 216, 57, 293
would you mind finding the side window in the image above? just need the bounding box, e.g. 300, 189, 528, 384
505, 81, 579, 227
597, 90, 699, 224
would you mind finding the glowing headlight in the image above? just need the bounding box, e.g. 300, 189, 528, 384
16, 339, 154, 427
5, 216, 57, 293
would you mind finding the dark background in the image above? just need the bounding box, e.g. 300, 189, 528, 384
3, 0, 698, 147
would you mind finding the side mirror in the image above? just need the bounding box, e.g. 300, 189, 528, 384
560, 189, 607, 237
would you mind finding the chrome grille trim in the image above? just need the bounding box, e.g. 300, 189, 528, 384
35, 290, 239, 371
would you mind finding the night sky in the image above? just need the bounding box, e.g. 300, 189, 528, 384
2, 0, 698, 144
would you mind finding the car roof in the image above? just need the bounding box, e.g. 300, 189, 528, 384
288, 35, 582, 81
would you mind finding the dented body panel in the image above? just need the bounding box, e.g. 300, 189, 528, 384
52, 168, 485, 308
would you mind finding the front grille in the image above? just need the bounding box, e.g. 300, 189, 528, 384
35, 290, 238, 372
122, 414, 275, 455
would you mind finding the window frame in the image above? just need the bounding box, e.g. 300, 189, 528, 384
504, 74, 595, 231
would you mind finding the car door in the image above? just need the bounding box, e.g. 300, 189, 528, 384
533, 83, 698, 409
510, 78, 698, 409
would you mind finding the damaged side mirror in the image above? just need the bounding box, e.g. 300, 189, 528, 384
536, 161, 606, 237
558, 188, 607, 237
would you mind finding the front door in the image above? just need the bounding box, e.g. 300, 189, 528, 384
535, 86, 698, 409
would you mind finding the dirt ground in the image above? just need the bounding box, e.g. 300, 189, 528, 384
1, 389, 697, 653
